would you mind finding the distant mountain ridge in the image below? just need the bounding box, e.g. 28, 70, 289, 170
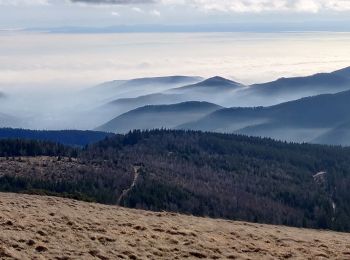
120, 76, 203, 86
179, 89, 350, 143
92, 66, 350, 144
94, 76, 203, 90
76, 76, 204, 129
3, 67, 350, 144
251, 72, 350, 94
0, 128, 113, 146
172, 76, 245, 92
169, 67, 350, 107
100, 67, 350, 112
240, 67, 350, 106
312, 120, 350, 146
96, 101, 223, 133
90, 75, 203, 100
331, 66, 350, 78
105, 93, 186, 113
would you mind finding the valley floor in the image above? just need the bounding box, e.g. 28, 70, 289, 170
0, 192, 349, 259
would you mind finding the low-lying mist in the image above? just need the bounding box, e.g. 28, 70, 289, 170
0, 84, 95, 130
1, 31, 350, 131
1, 73, 350, 132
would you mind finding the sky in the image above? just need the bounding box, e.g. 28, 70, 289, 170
1, 0, 350, 32
1, 0, 350, 89
1, 31, 350, 89
1, 31, 350, 130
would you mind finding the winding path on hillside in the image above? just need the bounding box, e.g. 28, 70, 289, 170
117, 166, 140, 205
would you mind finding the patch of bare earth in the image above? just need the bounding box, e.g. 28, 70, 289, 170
0, 192, 349, 259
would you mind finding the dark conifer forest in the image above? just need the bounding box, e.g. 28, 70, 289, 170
0, 129, 350, 232
0, 128, 113, 146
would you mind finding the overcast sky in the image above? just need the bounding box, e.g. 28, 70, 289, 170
1, 0, 350, 31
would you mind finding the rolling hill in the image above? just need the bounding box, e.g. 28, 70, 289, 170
180, 89, 350, 144
93, 67, 350, 144
108, 93, 185, 108
97, 76, 244, 120
97, 67, 350, 113
238, 66, 350, 106
170, 76, 245, 93
175, 66, 350, 108
96, 101, 223, 133
313, 120, 350, 146
0, 192, 349, 259
95, 77, 241, 123
98, 93, 187, 119
92, 67, 350, 131
251, 71, 350, 95
162, 76, 248, 107
79, 76, 203, 129
86, 75, 203, 102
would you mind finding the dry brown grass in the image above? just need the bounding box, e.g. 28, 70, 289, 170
0, 192, 349, 259
0, 156, 87, 180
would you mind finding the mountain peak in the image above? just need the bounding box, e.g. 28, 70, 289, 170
171, 76, 244, 93
201, 76, 241, 86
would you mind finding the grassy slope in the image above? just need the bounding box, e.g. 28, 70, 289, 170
0, 192, 349, 259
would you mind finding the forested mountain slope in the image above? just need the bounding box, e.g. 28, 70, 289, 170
0, 130, 350, 232
0, 128, 113, 146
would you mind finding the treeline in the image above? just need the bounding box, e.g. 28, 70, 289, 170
0, 129, 350, 232
0, 128, 113, 146
0, 139, 77, 157
0, 163, 132, 204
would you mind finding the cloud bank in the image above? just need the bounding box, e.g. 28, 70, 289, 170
1, 0, 350, 13
0, 0, 49, 5
65, 0, 350, 13
174, 0, 350, 13
70, 0, 155, 4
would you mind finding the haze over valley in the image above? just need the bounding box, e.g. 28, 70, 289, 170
2, 59, 350, 145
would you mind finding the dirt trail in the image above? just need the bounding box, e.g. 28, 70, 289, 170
117, 165, 140, 205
